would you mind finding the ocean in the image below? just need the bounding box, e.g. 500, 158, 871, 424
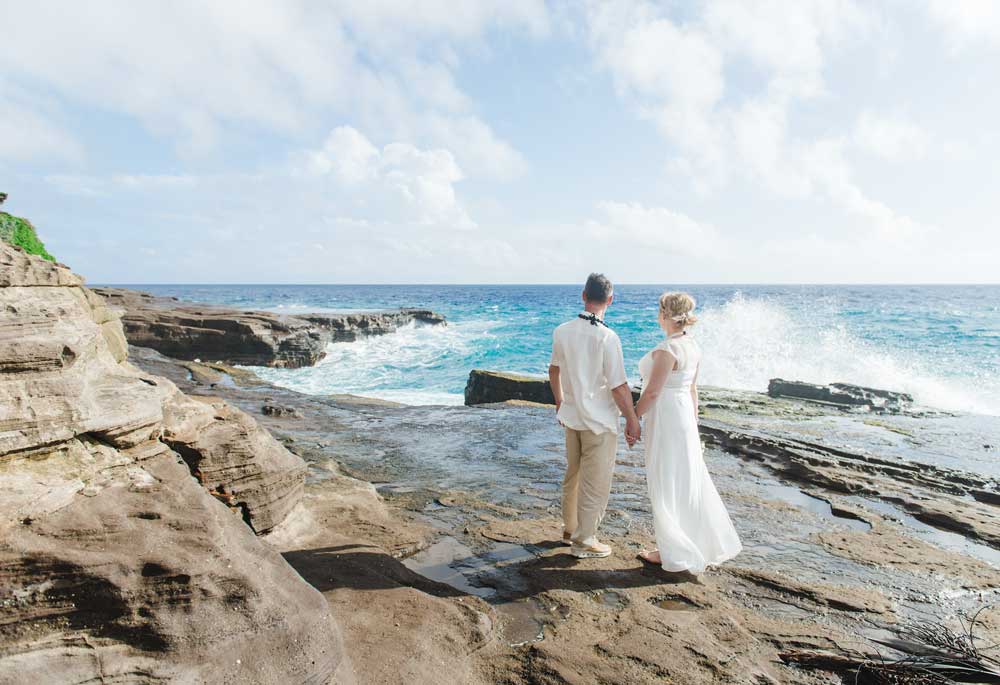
113, 284, 1000, 416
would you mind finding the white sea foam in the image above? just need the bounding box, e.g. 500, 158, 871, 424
253, 319, 495, 405
695, 294, 1000, 416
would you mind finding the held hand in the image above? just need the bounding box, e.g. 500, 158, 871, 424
625, 417, 641, 447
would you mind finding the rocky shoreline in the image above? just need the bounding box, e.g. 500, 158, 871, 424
93, 286, 446, 368
129, 346, 1000, 683
4, 248, 1000, 684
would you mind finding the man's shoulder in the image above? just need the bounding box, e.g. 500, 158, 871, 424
598, 325, 621, 343
553, 318, 581, 336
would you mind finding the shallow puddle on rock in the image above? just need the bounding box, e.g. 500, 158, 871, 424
760, 483, 872, 531
479, 542, 537, 567
403, 536, 539, 600
592, 590, 627, 609
496, 598, 547, 647
402, 537, 495, 598
653, 596, 699, 611
850, 497, 1000, 567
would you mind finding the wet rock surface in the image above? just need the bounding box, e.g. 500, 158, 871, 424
0, 245, 346, 684
767, 378, 913, 413
93, 286, 445, 368
134, 344, 1000, 684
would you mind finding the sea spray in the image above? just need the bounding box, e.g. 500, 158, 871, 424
695, 293, 1000, 415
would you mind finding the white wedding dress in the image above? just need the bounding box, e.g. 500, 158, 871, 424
638, 335, 742, 573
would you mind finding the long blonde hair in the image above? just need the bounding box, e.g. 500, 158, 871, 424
658, 291, 698, 327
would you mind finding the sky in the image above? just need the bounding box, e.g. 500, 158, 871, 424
1, 0, 999, 284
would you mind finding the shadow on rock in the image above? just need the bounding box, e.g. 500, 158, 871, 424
282, 543, 468, 597
477, 548, 694, 604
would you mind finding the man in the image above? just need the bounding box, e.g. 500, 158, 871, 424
548, 273, 640, 559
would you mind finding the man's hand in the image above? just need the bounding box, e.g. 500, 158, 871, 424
611, 382, 640, 447
549, 365, 564, 427
625, 417, 641, 447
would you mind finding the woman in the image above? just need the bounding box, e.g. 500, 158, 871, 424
634, 292, 742, 573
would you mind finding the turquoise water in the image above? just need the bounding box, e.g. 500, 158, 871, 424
115, 284, 1000, 415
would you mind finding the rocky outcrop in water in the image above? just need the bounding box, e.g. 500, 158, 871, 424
0, 244, 347, 683
93, 286, 445, 368
768, 378, 913, 413
464, 369, 642, 406
465, 370, 556, 406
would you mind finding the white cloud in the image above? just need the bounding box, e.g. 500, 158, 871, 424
6, 1, 999, 284
306, 127, 474, 229
926, 0, 1000, 48
798, 138, 927, 239
308, 127, 381, 183
581, 0, 924, 239
0, 83, 82, 163
0, 1, 543, 177
853, 111, 929, 161
590, 201, 721, 257
586, 1, 726, 184
704, 0, 873, 98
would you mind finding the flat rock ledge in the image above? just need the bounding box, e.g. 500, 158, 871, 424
0, 244, 348, 683
93, 286, 446, 368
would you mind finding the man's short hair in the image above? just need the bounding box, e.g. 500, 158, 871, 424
583, 273, 613, 303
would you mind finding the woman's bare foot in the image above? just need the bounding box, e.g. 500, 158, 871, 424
638, 550, 662, 565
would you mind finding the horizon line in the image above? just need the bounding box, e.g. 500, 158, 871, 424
94, 281, 1000, 287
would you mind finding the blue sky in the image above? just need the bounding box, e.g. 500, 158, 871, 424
1, 1, 998, 283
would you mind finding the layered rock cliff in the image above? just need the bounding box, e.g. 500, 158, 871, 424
93, 287, 446, 368
0, 244, 348, 683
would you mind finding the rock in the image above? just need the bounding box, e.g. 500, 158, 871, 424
262, 404, 303, 419
162, 394, 307, 533
699, 417, 1000, 549
92, 286, 446, 368
465, 370, 555, 406
300, 310, 446, 343
767, 378, 913, 413
0, 243, 79, 287
0, 243, 347, 682
464, 369, 641, 406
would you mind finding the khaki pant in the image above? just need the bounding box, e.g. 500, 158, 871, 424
562, 427, 618, 546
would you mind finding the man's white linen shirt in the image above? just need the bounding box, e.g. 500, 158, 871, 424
550, 315, 628, 434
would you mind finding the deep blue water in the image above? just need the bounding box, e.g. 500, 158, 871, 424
109, 284, 1000, 415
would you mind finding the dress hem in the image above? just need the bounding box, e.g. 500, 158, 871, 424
659, 546, 742, 574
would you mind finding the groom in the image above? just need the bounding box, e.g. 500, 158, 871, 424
548, 273, 640, 559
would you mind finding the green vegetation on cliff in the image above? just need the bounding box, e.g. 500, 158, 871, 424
0, 212, 56, 262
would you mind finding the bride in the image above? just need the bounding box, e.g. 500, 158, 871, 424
634, 292, 742, 573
